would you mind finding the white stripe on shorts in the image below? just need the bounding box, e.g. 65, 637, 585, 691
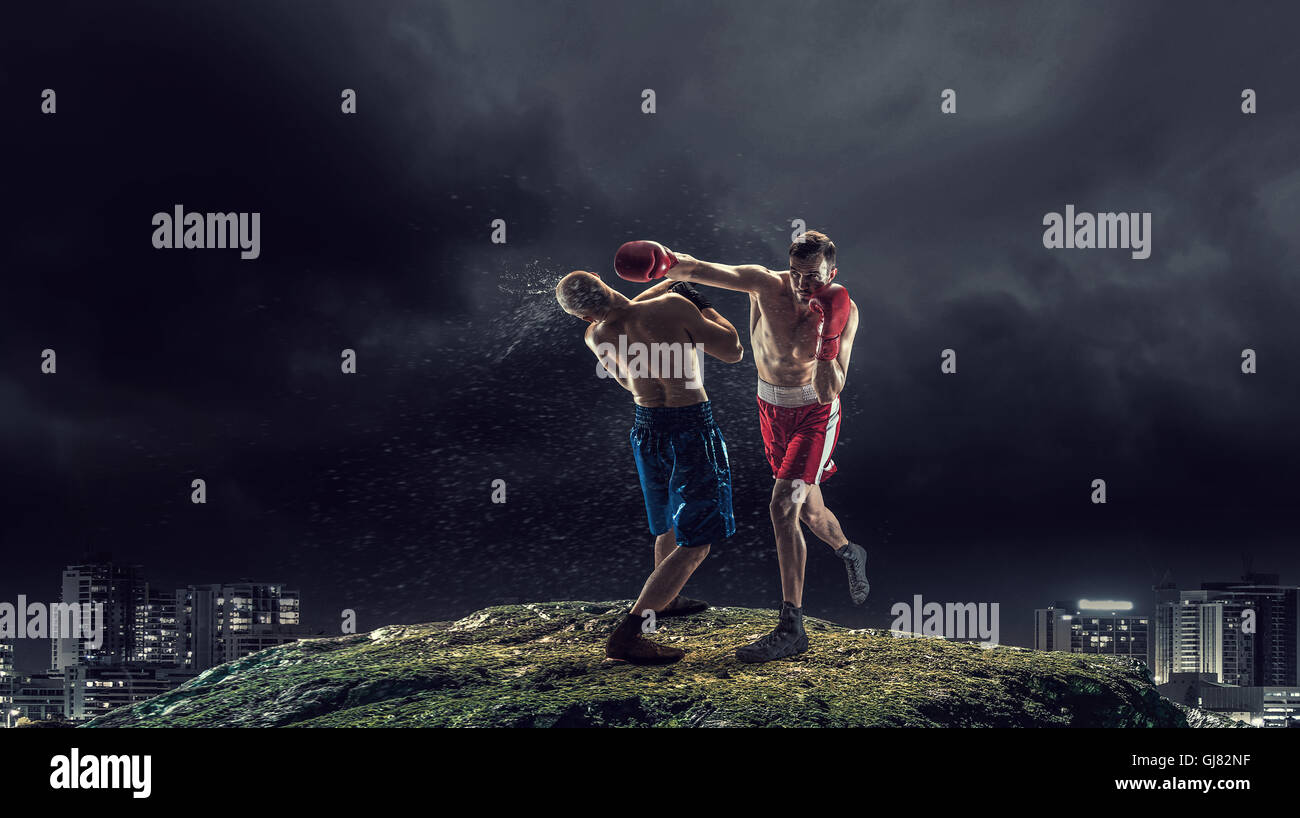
814, 397, 841, 485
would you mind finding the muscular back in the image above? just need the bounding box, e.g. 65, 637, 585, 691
588, 294, 709, 408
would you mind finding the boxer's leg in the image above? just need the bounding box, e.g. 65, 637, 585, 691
762, 405, 827, 608
799, 484, 848, 548
608, 541, 711, 664
736, 478, 812, 663
657, 413, 728, 617
801, 484, 869, 605
631, 542, 711, 616
769, 478, 808, 608
610, 407, 721, 664
613, 418, 692, 663
654, 530, 708, 617
783, 399, 868, 604
653, 530, 676, 568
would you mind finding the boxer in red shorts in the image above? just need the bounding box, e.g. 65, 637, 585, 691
614, 231, 869, 662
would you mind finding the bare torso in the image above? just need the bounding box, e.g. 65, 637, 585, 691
750, 271, 830, 386
588, 295, 708, 408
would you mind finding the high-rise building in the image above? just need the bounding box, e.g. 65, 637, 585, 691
1033, 606, 1072, 652
1167, 592, 1253, 685
1150, 582, 1180, 686
1034, 600, 1149, 659
0, 639, 14, 719
50, 555, 145, 670
1150, 575, 1297, 687
133, 584, 179, 665
26, 563, 305, 723
176, 582, 305, 671
1201, 575, 1299, 687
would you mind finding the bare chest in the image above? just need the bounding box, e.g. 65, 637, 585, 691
751, 295, 821, 367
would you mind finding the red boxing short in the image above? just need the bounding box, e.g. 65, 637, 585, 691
756, 379, 841, 485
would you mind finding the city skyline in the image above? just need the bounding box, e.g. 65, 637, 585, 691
7, 555, 1298, 726
2, 555, 308, 674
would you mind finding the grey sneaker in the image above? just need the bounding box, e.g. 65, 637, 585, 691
735, 602, 809, 663
837, 541, 870, 605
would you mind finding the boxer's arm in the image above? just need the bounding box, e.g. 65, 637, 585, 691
702, 304, 743, 361
670, 296, 743, 363
700, 306, 739, 348
813, 302, 858, 404
585, 325, 632, 391
667, 283, 742, 359
667, 253, 781, 294
630, 278, 677, 303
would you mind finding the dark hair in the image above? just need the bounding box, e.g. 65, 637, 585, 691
789, 230, 836, 270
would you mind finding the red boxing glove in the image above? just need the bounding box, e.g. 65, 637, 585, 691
614, 240, 677, 282
808, 282, 850, 361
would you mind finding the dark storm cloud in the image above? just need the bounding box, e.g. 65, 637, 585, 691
2, 1, 1297, 651
423, 0, 1300, 534
0, 0, 592, 612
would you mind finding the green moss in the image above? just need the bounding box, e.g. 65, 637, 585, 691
81, 601, 1236, 728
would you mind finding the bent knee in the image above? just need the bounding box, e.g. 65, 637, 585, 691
799, 505, 825, 529
769, 495, 800, 522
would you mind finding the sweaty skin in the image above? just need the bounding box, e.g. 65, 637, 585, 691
557, 271, 744, 663
665, 252, 860, 608
666, 253, 858, 405
585, 277, 744, 407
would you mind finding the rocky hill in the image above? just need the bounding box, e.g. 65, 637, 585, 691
83, 601, 1240, 728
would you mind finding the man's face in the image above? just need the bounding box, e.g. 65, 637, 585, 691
790, 256, 835, 303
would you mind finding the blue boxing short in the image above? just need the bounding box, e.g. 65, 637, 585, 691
630, 401, 735, 547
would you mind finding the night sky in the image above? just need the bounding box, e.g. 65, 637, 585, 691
3, 1, 1298, 669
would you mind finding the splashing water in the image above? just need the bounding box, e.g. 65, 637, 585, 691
494, 258, 572, 362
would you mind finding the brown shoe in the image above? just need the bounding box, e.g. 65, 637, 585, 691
606, 614, 685, 664
657, 594, 710, 618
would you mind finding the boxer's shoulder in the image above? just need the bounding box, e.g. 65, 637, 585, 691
634, 291, 694, 316
751, 266, 788, 290
753, 271, 794, 305
765, 269, 794, 291
586, 318, 619, 347
657, 291, 696, 311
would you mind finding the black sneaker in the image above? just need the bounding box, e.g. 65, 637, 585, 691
657, 594, 710, 618
836, 541, 870, 605
735, 602, 808, 663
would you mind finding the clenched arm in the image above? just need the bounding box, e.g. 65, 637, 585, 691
813, 302, 859, 404
670, 296, 744, 363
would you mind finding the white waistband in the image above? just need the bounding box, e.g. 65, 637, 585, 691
757, 378, 819, 408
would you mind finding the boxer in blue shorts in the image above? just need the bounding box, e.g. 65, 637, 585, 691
556, 264, 743, 664
631, 402, 734, 549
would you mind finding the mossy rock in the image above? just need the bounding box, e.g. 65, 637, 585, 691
81, 601, 1243, 728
